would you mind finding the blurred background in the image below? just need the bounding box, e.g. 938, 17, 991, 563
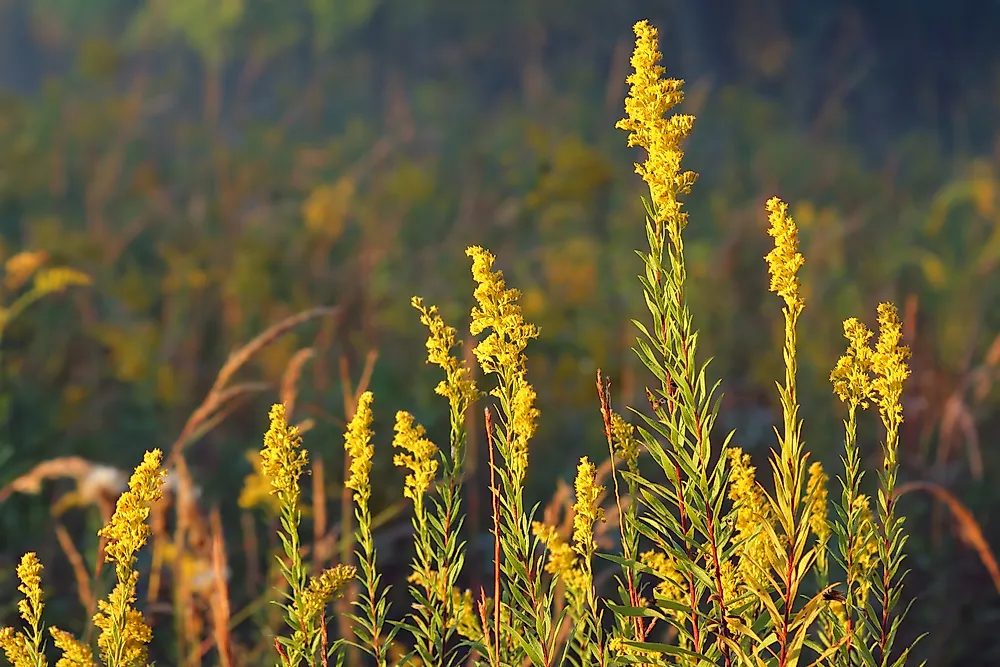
1, 0, 999, 664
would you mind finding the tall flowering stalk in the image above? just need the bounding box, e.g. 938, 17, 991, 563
466, 245, 564, 665
262, 404, 355, 667
610, 20, 737, 665
92, 450, 165, 667
0, 553, 49, 667
342, 392, 394, 667
403, 297, 481, 666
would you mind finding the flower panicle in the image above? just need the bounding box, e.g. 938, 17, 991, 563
764, 196, 805, 313
392, 410, 440, 508
616, 20, 697, 230
344, 391, 375, 505
412, 296, 481, 414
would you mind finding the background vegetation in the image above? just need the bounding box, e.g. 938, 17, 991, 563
1, 0, 999, 664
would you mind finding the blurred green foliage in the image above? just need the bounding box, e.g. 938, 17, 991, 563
1, 0, 1000, 664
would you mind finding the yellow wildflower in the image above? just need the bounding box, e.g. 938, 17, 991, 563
450, 589, 482, 640
467, 246, 539, 377
727, 448, 773, 584
300, 565, 356, 622
616, 20, 698, 230
259, 403, 309, 505
93, 574, 152, 667
805, 461, 831, 544
4, 251, 47, 291
0, 627, 31, 667
49, 628, 97, 667
412, 296, 481, 414
98, 449, 165, 567
639, 550, 686, 615
572, 457, 605, 559
0, 552, 48, 667
15, 553, 43, 628
830, 317, 875, 408
871, 302, 911, 425
610, 412, 639, 473
344, 391, 375, 504
850, 494, 880, 605
392, 411, 439, 509
764, 197, 804, 312
533, 522, 588, 604
467, 245, 540, 485
719, 559, 741, 605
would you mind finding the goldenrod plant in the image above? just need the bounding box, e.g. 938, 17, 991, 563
1, 18, 929, 667
261, 404, 355, 667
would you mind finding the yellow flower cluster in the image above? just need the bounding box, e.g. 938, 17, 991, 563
412, 296, 480, 415
532, 522, 589, 605
726, 448, 774, 586
610, 412, 639, 473
392, 411, 440, 510
0, 627, 31, 667
300, 565, 356, 623
99, 449, 166, 567
805, 461, 831, 544
467, 245, 539, 485
15, 553, 43, 633
49, 628, 96, 667
93, 579, 153, 667
849, 494, 880, 608
0, 553, 46, 667
830, 318, 875, 408
638, 550, 686, 614
344, 391, 375, 504
259, 403, 309, 506
616, 20, 698, 230
830, 303, 911, 421
764, 197, 805, 313
870, 303, 911, 425
93, 449, 164, 667
571, 457, 605, 559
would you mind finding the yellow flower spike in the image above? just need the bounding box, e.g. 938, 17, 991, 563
392, 411, 440, 509
764, 196, 805, 312
98, 449, 166, 567
616, 20, 698, 230
851, 495, 880, 578
571, 457, 605, 559
92, 573, 153, 667
344, 391, 375, 505
830, 317, 875, 408
639, 550, 686, 613
0, 627, 32, 667
412, 296, 481, 414
610, 412, 639, 473
871, 302, 911, 425
259, 403, 309, 506
805, 461, 831, 544
49, 628, 97, 667
466, 245, 540, 487
466, 246, 539, 376
726, 448, 773, 584
300, 565, 357, 623
15, 553, 43, 628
